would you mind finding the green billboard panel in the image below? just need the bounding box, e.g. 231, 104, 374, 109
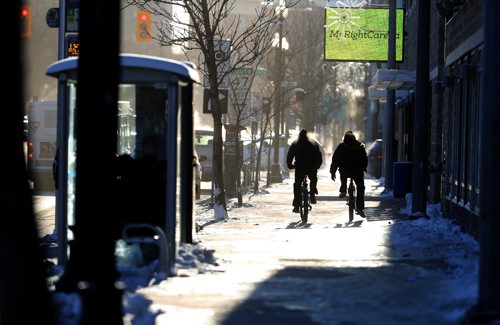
324, 7, 405, 62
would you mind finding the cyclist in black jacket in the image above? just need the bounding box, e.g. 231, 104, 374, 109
330, 131, 368, 217
287, 129, 323, 213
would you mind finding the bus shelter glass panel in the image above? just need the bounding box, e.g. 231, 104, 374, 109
115, 83, 169, 238
67, 83, 77, 239
65, 82, 171, 243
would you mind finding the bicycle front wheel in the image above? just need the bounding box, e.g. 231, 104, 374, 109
348, 200, 354, 221
348, 181, 355, 222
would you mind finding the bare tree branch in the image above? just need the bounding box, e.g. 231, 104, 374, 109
122, 0, 300, 216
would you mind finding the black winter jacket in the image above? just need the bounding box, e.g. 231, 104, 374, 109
330, 140, 368, 177
287, 137, 323, 170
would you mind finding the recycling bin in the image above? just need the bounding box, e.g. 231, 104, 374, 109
393, 162, 412, 198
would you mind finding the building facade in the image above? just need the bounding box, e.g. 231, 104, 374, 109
440, 0, 483, 237
377, 0, 484, 238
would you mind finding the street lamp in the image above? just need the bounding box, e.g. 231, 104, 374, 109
270, 0, 288, 184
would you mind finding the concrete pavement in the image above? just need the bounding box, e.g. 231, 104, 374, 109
139, 168, 451, 324
35, 168, 475, 324
33, 194, 56, 239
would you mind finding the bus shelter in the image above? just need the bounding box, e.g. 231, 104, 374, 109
47, 53, 200, 276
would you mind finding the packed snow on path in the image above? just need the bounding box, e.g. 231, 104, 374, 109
47, 185, 479, 324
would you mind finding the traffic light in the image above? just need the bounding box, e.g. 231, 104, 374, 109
136, 10, 151, 42
20, 5, 32, 38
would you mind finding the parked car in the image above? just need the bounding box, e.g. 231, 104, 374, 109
195, 129, 214, 181
241, 135, 288, 171
193, 150, 202, 199
366, 139, 383, 179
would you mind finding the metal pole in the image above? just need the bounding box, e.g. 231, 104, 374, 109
467, 0, 500, 321
384, 0, 396, 191
55, 0, 68, 266
271, 19, 283, 183
166, 86, 179, 276
75, 0, 123, 322
179, 83, 194, 244
282, 104, 290, 178
58, 0, 65, 60
411, 0, 430, 215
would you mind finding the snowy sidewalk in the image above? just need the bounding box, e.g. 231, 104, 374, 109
131, 169, 479, 324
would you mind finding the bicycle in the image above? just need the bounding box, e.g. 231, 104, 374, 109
347, 178, 356, 223
346, 177, 365, 223
299, 175, 312, 223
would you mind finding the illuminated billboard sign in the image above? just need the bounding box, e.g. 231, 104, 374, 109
324, 6, 405, 62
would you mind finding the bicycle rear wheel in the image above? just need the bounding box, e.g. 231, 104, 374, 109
300, 184, 309, 223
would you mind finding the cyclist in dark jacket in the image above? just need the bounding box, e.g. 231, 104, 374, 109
287, 129, 323, 213
330, 130, 368, 217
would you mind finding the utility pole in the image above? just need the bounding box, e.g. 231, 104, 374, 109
270, 0, 288, 184
271, 18, 284, 184
383, 0, 396, 191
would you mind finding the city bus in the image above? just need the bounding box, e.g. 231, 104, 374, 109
26, 100, 57, 192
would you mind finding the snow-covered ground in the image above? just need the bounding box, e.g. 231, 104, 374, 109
45, 176, 479, 324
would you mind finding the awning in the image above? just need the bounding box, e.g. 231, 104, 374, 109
368, 86, 410, 100
372, 69, 416, 90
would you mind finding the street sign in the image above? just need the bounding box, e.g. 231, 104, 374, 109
230, 68, 253, 88
46, 8, 59, 28
65, 0, 80, 32
204, 39, 231, 89
203, 88, 228, 114
230, 67, 253, 106
231, 89, 250, 106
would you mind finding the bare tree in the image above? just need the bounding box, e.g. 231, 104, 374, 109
122, 0, 299, 218
286, 6, 325, 131
227, 39, 301, 198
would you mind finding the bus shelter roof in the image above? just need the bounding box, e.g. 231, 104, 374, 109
47, 53, 200, 84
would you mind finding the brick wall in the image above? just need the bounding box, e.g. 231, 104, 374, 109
445, 0, 483, 55
400, 1, 417, 71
